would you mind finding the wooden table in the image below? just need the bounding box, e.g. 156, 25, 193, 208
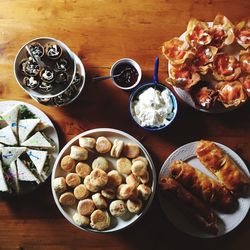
0, 0, 250, 249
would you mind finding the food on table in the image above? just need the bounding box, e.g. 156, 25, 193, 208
55, 71, 68, 84
95, 136, 112, 154
162, 15, 250, 110
90, 210, 110, 230
53, 135, 153, 231
92, 157, 109, 172
70, 145, 88, 161
40, 67, 55, 83
23, 76, 40, 89
196, 140, 250, 196
191, 82, 218, 110
216, 80, 248, 108
240, 49, 250, 73
159, 176, 219, 235
109, 200, 127, 217
53, 177, 67, 194
79, 137, 96, 149
60, 155, 76, 172
28, 42, 44, 58
169, 160, 236, 210
116, 157, 132, 175
113, 62, 139, 88
110, 139, 124, 158
59, 192, 76, 206
0, 104, 55, 194
56, 58, 69, 71
213, 54, 241, 81
45, 42, 62, 59
235, 18, 250, 49
240, 75, 250, 96
20, 58, 40, 76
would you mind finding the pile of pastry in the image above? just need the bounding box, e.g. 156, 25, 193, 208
162, 15, 250, 110
0, 104, 54, 194
53, 136, 152, 231
159, 140, 250, 235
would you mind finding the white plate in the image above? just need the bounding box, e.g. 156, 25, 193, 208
158, 141, 250, 238
169, 22, 245, 113
51, 128, 156, 233
0, 100, 59, 194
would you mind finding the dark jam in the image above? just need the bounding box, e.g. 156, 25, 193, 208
113, 63, 139, 88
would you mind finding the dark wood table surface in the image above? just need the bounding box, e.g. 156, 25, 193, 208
0, 0, 250, 249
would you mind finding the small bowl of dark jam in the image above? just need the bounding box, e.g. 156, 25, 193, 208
110, 58, 142, 90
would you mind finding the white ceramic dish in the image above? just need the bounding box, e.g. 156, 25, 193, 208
169, 22, 245, 113
0, 100, 59, 194
158, 141, 250, 238
51, 128, 156, 233
30, 53, 85, 106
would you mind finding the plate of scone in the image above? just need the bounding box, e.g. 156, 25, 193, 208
0, 100, 59, 195
158, 140, 250, 238
51, 128, 156, 233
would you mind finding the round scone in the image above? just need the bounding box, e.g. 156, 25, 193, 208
116, 184, 134, 200
131, 160, 147, 177
137, 184, 152, 200
107, 170, 123, 187
70, 145, 88, 161
77, 199, 95, 216
126, 174, 140, 188
92, 193, 108, 209
61, 155, 76, 172
79, 137, 96, 149
123, 144, 140, 159
95, 136, 112, 154
74, 184, 89, 200
127, 199, 142, 213
110, 139, 124, 158
59, 192, 76, 206
90, 168, 108, 187
109, 200, 127, 217
73, 212, 90, 226
116, 157, 132, 175
92, 157, 109, 172
132, 156, 148, 167
90, 210, 110, 230
101, 188, 116, 200
84, 175, 99, 192
65, 173, 81, 187
53, 177, 67, 193
76, 162, 91, 178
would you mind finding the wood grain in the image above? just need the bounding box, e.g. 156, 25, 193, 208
0, 0, 250, 249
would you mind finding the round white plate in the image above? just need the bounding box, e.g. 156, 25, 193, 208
169, 22, 245, 113
0, 100, 59, 194
158, 141, 250, 238
51, 128, 156, 233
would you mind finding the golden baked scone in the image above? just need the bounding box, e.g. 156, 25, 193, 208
159, 176, 219, 235
109, 200, 127, 217
75, 162, 91, 178
123, 143, 140, 159
61, 155, 76, 172
126, 174, 140, 188
53, 177, 67, 193
110, 139, 124, 158
107, 170, 123, 187
131, 160, 147, 177
95, 136, 112, 154
196, 140, 250, 196
92, 193, 108, 209
101, 188, 116, 200
65, 173, 81, 187
59, 192, 76, 206
116, 184, 135, 200
79, 137, 96, 149
73, 213, 90, 226
84, 175, 99, 193
139, 170, 149, 184
90, 168, 108, 187
170, 160, 237, 210
70, 145, 88, 161
132, 156, 148, 167
90, 210, 110, 230
74, 184, 89, 200
92, 157, 109, 172
127, 199, 142, 213
137, 184, 151, 200
77, 199, 95, 216
116, 157, 132, 175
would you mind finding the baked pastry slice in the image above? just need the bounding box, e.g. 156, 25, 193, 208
196, 140, 250, 196
169, 160, 236, 211
159, 176, 219, 235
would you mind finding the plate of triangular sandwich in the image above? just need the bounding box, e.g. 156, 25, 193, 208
0, 100, 59, 195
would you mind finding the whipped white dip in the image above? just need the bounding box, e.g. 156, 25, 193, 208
132, 87, 174, 127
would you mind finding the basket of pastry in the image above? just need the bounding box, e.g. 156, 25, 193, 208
51, 128, 156, 232
161, 14, 250, 112
158, 140, 250, 238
